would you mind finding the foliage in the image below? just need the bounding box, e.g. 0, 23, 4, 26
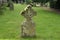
0, 1, 7, 15
32, 0, 49, 3
50, 0, 60, 9
25, 0, 32, 4
55, 0, 60, 9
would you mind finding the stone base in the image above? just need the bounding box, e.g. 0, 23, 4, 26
21, 32, 36, 38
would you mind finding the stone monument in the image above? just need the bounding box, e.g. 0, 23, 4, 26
8, 0, 14, 10
21, 5, 36, 37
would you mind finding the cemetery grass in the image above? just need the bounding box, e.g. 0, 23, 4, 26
0, 4, 60, 40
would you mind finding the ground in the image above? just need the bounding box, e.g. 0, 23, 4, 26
0, 4, 60, 40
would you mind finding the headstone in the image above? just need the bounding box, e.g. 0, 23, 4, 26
9, 0, 14, 10
0, 0, 2, 4
21, 5, 37, 37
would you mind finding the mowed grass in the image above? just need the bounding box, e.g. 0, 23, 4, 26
0, 4, 60, 40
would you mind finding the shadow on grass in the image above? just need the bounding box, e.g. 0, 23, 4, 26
42, 8, 60, 14
20, 36, 51, 40
21, 36, 37, 39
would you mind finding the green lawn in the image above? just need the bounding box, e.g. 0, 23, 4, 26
0, 4, 60, 40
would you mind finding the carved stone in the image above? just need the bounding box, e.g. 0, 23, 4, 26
21, 5, 36, 37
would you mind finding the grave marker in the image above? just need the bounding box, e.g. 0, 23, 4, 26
21, 5, 37, 37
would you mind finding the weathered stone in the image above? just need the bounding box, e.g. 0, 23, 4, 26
21, 5, 36, 37
8, 0, 14, 10
0, 0, 2, 4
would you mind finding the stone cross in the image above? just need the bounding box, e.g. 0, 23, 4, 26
21, 5, 36, 37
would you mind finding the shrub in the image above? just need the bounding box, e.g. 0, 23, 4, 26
26, 0, 32, 4
0, 1, 7, 15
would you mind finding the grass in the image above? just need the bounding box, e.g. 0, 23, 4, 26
0, 4, 60, 40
